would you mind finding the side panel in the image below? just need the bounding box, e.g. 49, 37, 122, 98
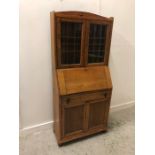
50, 12, 61, 142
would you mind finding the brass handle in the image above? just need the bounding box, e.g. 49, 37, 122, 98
104, 93, 107, 98
66, 98, 70, 104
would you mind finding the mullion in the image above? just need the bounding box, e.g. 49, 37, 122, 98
73, 24, 76, 64
66, 22, 69, 64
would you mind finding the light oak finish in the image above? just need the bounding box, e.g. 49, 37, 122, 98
57, 66, 112, 95
50, 11, 114, 145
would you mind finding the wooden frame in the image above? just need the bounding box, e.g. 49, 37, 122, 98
56, 17, 86, 68
50, 11, 114, 145
85, 20, 113, 66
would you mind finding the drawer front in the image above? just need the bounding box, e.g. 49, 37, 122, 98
82, 90, 111, 102
61, 95, 83, 107
61, 90, 111, 106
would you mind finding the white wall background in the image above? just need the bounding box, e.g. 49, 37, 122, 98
19, 0, 134, 129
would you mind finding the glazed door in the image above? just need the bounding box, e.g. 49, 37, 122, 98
61, 98, 86, 137
56, 18, 85, 68
87, 99, 109, 130
85, 21, 112, 65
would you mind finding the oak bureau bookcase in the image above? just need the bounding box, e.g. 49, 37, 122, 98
50, 11, 114, 145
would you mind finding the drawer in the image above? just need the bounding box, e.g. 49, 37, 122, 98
61, 94, 82, 107
61, 90, 111, 106
81, 90, 111, 102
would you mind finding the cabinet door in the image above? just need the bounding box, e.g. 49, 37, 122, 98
86, 21, 112, 65
88, 100, 109, 129
57, 18, 85, 68
61, 99, 85, 137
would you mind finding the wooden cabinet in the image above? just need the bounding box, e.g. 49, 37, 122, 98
50, 11, 114, 145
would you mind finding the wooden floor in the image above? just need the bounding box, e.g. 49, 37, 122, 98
20, 106, 135, 155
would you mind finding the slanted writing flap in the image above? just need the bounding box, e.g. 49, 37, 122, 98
57, 66, 112, 95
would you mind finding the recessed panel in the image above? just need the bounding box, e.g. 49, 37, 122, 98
88, 101, 107, 128
64, 105, 84, 135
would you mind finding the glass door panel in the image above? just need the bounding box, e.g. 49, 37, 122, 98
60, 21, 82, 65
88, 24, 107, 63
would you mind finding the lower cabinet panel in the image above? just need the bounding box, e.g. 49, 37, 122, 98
62, 104, 85, 136
60, 91, 111, 144
88, 100, 107, 129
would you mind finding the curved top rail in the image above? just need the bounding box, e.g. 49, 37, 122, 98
53, 11, 113, 22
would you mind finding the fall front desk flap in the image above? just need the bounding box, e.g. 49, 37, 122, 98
57, 66, 112, 95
